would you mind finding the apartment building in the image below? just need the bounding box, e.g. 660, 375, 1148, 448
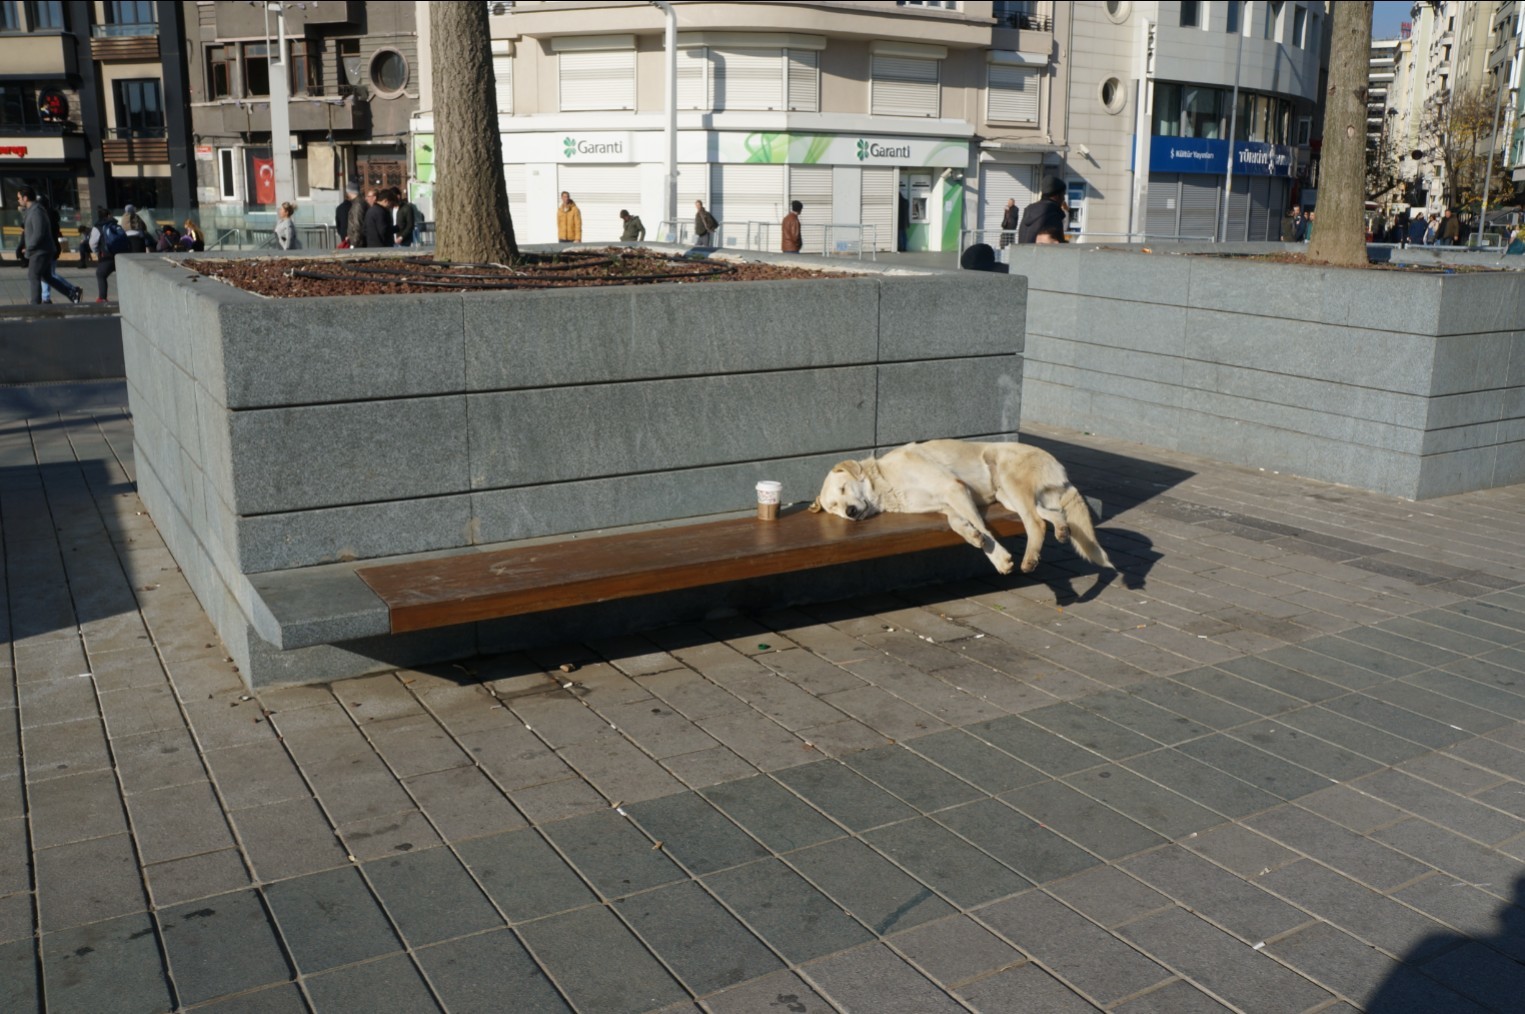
1370, 36, 1398, 146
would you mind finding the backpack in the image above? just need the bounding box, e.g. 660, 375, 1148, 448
703, 211, 719, 232
100, 220, 130, 256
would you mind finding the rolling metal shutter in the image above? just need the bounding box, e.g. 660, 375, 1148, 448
559, 49, 635, 111
1246, 176, 1270, 240
492, 56, 513, 116
1225, 176, 1250, 242
787, 166, 832, 252
502, 163, 529, 237
710, 163, 786, 247
978, 164, 1038, 239
871, 55, 939, 117
786, 50, 819, 111
677, 47, 708, 109
557, 165, 642, 242
986, 65, 1039, 123
1178, 175, 1220, 241
860, 167, 895, 251
711, 48, 785, 110
1146, 173, 1180, 238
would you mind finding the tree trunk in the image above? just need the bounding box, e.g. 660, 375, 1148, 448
1306, 0, 1373, 267
431, 4, 518, 263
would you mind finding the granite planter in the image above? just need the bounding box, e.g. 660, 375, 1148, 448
1009, 243, 1525, 500
117, 248, 1026, 685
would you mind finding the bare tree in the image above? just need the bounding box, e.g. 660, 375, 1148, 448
1366, 113, 1402, 203
1308, 0, 1372, 267
431, 3, 518, 263
1417, 86, 1514, 213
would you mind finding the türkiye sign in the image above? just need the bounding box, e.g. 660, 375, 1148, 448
1149, 136, 1294, 177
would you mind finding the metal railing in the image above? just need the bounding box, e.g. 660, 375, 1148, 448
657, 219, 722, 247
959, 228, 1215, 259
742, 221, 879, 260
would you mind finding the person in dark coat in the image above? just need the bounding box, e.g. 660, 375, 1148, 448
336, 181, 359, 248
1017, 176, 1067, 244
363, 189, 394, 248
392, 189, 417, 247
999, 198, 1019, 248
346, 185, 368, 248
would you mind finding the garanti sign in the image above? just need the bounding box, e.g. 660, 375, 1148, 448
721, 132, 967, 167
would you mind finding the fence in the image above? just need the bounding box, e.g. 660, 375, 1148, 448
958, 228, 1216, 261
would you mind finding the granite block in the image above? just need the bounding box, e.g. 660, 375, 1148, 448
517, 904, 687, 1013
468, 367, 875, 488
238, 493, 475, 574
1076, 248, 1192, 305
1072, 295, 1187, 358
615, 880, 783, 995
876, 357, 1021, 446
879, 274, 1024, 362
263, 867, 401, 974
217, 295, 466, 408
415, 929, 570, 1013
1005, 246, 1081, 294
227, 396, 469, 515
1434, 270, 1525, 337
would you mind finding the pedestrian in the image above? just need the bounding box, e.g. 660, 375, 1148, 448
88, 207, 128, 302
1017, 176, 1067, 244
1304, 209, 1316, 242
1409, 213, 1428, 246
364, 189, 393, 248
557, 191, 582, 242
122, 204, 148, 253
17, 186, 82, 304
999, 198, 1019, 248
346, 184, 367, 248
1424, 214, 1438, 246
392, 189, 417, 247
274, 201, 299, 250
693, 199, 718, 247
1440, 208, 1460, 246
155, 223, 182, 253
181, 218, 205, 252
781, 200, 803, 253
618, 209, 645, 242
336, 182, 359, 248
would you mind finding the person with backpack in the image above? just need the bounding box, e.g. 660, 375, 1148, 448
89, 207, 129, 302
694, 199, 718, 248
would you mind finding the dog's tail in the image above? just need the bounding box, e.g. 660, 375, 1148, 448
1044, 484, 1115, 571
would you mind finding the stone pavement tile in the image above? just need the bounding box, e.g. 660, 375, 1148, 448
403, 765, 528, 841
11, 637, 89, 685
1071, 689, 1213, 745
559, 731, 687, 804
21, 716, 111, 782
364, 847, 504, 947
541, 809, 684, 900
794, 717, 894, 758
634, 670, 748, 723
1248, 807, 1433, 892
204, 740, 311, 811
1002, 779, 1166, 860
41, 911, 172, 1011
1121, 846, 1309, 943
231, 796, 348, 881
1364, 682, 1511, 736
1438, 658, 1525, 705
1022, 702, 1160, 761
1168, 667, 1306, 718
888, 914, 1022, 988
937, 797, 1100, 884
337, 809, 444, 862
1258, 859, 1453, 960
976, 890, 1171, 1006
864, 817, 1029, 908
694, 710, 812, 772
843, 745, 985, 813
699, 775, 845, 853
818, 685, 948, 741
457, 724, 573, 792
1045, 865, 1171, 929
788, 836, 954, 935
597, 700, 720, 760
509, 777, 609, 824
1257, 644, 1391, 692
17, 674, 100, 729
836, 656, 1003, 726
1120, 748, 1281, 819
659, 745, 758, 790
1453, 737, 1525, 782
1473, 781, 1525, 821
966, 715, 1104, 776
1403, 670, 1525, 722
34, 832, 146, 932
454, 827, 596, 924
802, 942, 964, 1013
1373, 818, 1525, 902
615, 880, 783, 995
1269, 923, 1488, 1014
1212, 655, 1348, 704
0, 891, 32, 944
919, 661, 1063, 715
699, 968, 834, 1014
0, 938, 39, 1012
1110, 977, 1232, 1013
181, 696, 281, 751
363, 713, 473, 779
1183, 823, 1300, 877
906, 728, 1047, 794
97, 682, 185, 739
774, 760, 918, 832
1225, 719, 1383, 783
126, 778, 235, 863
159, 890, 293, 1007
1124, 678, 1260, 731
27, 768, 127, 848
509, 694, 614, 749
1294, 785, 1407, 834
1062, 765, 1225, 839
303, 953, 439, 1013
1273, 706, 1433, 765
1115, 906, 1332, 1013
1297, 633, 1429, 679
517, 904, 687, 1014
143, 848, 252, 909
625, 792, 768, 876
1443, 602, 1525, 641
1338, 625, 1470, 669
416, 928, 571, 1013
703, 858, 873, 963
263, 866, 402, 975
1393, 874, 1525, 961
1174, 735, 1333, 801
1352, 769, 1525, 846
721, 673, 847, 732
760, 647, 867, 696
956, 960, 1100, 1013
112, 726, 205, 795
1411, 606, 1525, 648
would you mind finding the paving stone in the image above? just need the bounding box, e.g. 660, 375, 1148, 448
1110, 977, 1233, 1013
1174, 735, 1333, 801
516, 903, 687, 1014
159, 889, 292, 1006
1121, 747, 1281, 819
337, 807, 444, 861
1446, 736, 1525, 781
0, 938, 38, 1014
694, 710, 811, 771
41, 911, 172, 1013
364, 846, 504, 948
1246, 807, 1432, 891
1072, 689, 1213, 745
888, 914, 1023, 988
625, 791, 768, 875
1212, 655, 1349, 703
1373, 818, 1525, 901
1352, 768, 1525, 845
17, 674, 100, 729
659, 745, 758, 789
1045, 864, 1171, 929
558, 730, 686, 804
597, 699, 720, 759
773, 761, 918, 832
34, 832, 147, 932
540, 809, 685, 899
1119, 846, 1306, 944
509, 777, 609, 825
111, 726, 205, 796
0, 891, 32, 946
1272, 705, 1434, 764
803, 942, 964, 1013
1021, 702, 1161, 761
1365, 681, 1511, 736
936, 797, 1101, 884
1318, 693, 1469, 749
1226, 719, 1384, 782
1299, 634, 1430, 679
905, 729, 1047, 794
416, 928, 571, 1013
1062, 764, 1225, 839
27, 768, 127, 848
21, 716, 111, 782
699, 969, 834, 1014
303, 953, 439, 1013
403, 765, 527, 841
97, 683, 184, 739
703, 858, 874, 963
842, 745, 986, 813
230, 795, 346, 881
1269, 922, 1487, 1014
454, 828, 596, 924
615, 879, 782, 995
1404, 669, 1525, 722
863, 817, 1030, 907
1258, 643, 1391, 691
142, 848, 252, 908
1294, 784, 1407, 834
788, 836, 954, 935
966, 715, 1105, 775
818, 685, 948, 741
1001, 779, 1166, 860
1257, 858, 1453, 961
263, 866, 402, 974
956, 960, 1100, 1013
1125, 679, 1260, 731
976, 890, 1171, 1006
1392, 875, 1525, 961
1167, 667, 1306, 718
700, 774, 846, 853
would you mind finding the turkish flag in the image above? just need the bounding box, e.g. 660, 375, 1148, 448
253, 157, 276, 205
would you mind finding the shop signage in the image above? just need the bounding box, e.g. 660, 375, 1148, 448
721, 132, 967, 167
1149, 136, 1294, 177
0, 146, 27, 157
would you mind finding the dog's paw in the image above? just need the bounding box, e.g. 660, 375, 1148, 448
993, 552, 1015, 575
1054, 525, 1071, 543
1020, 557, 1039, 573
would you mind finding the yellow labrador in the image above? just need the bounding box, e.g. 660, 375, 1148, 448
810, 439, 1114, 575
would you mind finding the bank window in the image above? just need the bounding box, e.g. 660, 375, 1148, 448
987, 64, 1039, 123
1292, 6, 1307, 46
871, 54, 940, 117
114, 79, 162, 137
27, 1, 64, 29
208, 44, 232, 99
1183, 86, 1222, 138
1180, 0, 1199, 28
243, 42, 270, 97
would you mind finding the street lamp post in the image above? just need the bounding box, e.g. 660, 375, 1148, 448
264, 2, 295, 209
1479, 41, 1519, 246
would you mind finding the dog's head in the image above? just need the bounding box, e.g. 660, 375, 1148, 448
809, 459, 879, 521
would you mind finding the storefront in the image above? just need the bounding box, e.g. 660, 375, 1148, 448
1144, 135, 1294, 242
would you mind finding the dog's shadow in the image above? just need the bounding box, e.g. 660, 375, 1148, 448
1013, 524, 1156, 605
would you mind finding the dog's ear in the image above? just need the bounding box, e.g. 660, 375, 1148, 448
808, 498, 823, 513
833, 460, 865, 480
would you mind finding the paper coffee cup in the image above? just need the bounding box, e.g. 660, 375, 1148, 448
756, 480, 782, 520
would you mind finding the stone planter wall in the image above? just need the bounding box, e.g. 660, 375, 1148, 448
1009, 243, 1525, 500
118, 249, 1025, 684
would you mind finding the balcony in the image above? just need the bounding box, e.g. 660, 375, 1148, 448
0, 32, 75, 77
90, 27, 160, 63
101, 131, 168, 164
993, 2, 1053, 32
204, 93, 362, 135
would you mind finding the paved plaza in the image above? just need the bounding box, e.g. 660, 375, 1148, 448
3, 381, 1525, 1012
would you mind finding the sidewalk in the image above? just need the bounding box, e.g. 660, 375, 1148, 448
0, 264, 116, 306
4, 383, 1525, 1012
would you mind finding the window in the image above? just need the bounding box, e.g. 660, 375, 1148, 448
491, 47, 513, 115
27, 1, 64, 29
1265, 0, 1282, 40
1296, 115, 1312, 144
1226, 0, 1240, 33
0, 84, 41, 128
243, 42, 270, 97
675, 47, 818, 113
1183, 86, 1221, 138
1153, 81, 1182, 136
987, 64, 1038, 122
289, 39, 314, 95
871, 54, 940, 117
1292, 6, 1307, 46
558, 48, 635, 111
208, 44, 232, 99
1100, 76, 1125, 113
369, 49, 408, 95
0, 1, 20, 30
898, 0, 959, 8
218, 147, 239, 200
114, 79, 163, 137
1180, 0, 1199, 28
107, 1, 153, 25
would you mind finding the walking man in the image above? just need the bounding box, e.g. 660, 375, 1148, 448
694, 199, 718, 247
18, 187, 82, 304
619, 210, 646, 242
781, 201, 802, 253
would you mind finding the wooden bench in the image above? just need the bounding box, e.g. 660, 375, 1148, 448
355, 506, 1026, 634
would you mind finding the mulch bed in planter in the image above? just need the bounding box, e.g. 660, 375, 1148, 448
184, 248, 854, 298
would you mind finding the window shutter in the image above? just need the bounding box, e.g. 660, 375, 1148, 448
710, 163, 786, 246
1179, 176, 1220, 240
677, 47, 708, 109
860, 167, 895, 250
559, 49, 635, 111
1146, 173, 1180, 238
786, 49, 819, 111
986, 65, 1038, 123
978, 164, 1038, 234
711, 48, 784, 110
557, 165, 643, 242
871, 55, 939, 117
787, 165, 832, 250
492, 55, 513, 116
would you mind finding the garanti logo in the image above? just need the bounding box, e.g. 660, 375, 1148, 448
562, 135, 625, 157
563, 136, 577, 157
856, 139, 869, 161
856, 139, 913, 161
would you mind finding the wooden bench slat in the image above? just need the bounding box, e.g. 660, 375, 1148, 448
356, 508, 1025, 633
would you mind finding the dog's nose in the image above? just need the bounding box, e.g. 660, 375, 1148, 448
846, 505, 859, 519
